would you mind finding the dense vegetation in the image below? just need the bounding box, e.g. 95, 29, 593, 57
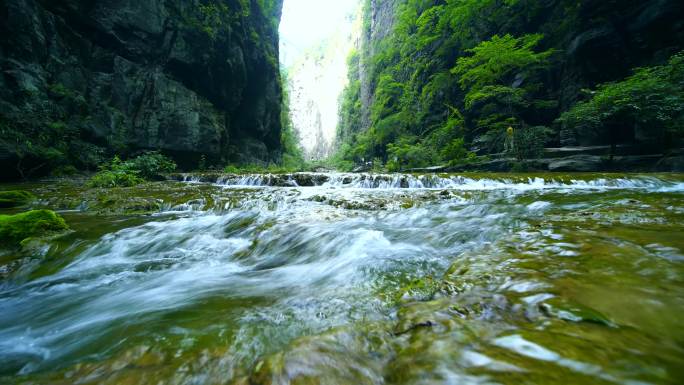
335, 0, 684, 170
88, 152, 177, 188
558, 52, 684, 153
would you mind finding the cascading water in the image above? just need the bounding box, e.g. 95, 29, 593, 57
1, 173, 683, 384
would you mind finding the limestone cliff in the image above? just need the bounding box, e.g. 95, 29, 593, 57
0, 0, 283, 178
286, 18, 359, 160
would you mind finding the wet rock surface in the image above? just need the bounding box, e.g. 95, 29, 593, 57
1, 173, 683, 384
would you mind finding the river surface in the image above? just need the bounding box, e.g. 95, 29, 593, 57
1, 173, 684, 384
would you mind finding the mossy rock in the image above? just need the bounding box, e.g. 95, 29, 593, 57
0, 210, 69, 247
0, 190, 35, 208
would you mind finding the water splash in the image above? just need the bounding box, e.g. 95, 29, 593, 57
172, 172, 684, 192
1, 173, 683, 384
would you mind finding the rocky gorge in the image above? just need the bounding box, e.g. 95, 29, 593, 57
0, 0, 284, 179
1, 172, 684, 384
0, 1, 683, 384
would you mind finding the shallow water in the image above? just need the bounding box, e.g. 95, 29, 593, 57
1, 173, 683, 384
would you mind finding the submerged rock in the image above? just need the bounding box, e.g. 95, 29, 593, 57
247, 325, 393, 385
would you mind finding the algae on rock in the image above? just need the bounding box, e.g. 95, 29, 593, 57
0, 210, 69, 247
0, 190, 35, 208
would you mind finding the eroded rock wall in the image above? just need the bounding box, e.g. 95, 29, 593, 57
0, 0, 283, 177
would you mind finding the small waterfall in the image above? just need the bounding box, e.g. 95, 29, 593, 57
170, 173, 684, 192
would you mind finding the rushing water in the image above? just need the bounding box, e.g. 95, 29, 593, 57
1, 173, 684, 384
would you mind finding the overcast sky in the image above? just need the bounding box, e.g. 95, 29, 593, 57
279, 0, 359, 66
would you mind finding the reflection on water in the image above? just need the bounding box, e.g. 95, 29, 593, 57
1, 173, 683, 384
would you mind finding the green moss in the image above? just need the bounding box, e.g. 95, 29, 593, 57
0, 210, 69, 247
0, 190, 35, 208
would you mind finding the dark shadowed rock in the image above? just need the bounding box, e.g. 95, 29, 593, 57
548, 155, 604, 172
0, 0, 284, 177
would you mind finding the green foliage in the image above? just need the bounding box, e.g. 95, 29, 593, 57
452, 34, 553, 108
510, 126, 553, 160
327, 144, 356, 172
192, 1, 247, 39
181, 0, 278, 43
557, 51, 684, 148
371, 74, 405, 122
125, 152, 177, 180
335, 0, 558, 169
87, 152, 176, 188
386, 137, 435, 172
0, 191, 36, 208
87, 169, 145, 189
337, 49, 363, 144
441, 138, 477, 166
451, 34, 554, 154
0, 210, 68, 247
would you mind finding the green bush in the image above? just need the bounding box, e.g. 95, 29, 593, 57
557, 51, 684, 149
0, 190, 35, 208
87, 170, 145, 188
441, 138, 477, 166
125, 152, 177, 180
386, 138, 435, 172
0, 210, 68, 246
510, 126, 552, 160
87, 152, 176, 188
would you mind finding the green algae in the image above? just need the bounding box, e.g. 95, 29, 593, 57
0, 210, 68, 247
0, 190, 35, 208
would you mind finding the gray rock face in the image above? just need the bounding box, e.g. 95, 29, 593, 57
548, 155, 604, 172
0, 0, 283, 176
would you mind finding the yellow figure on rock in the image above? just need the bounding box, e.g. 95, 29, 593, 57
505, 126, 515, 154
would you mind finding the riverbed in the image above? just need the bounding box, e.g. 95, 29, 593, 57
1, 173, 683, 384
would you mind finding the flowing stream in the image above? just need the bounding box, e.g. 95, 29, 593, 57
1, 173, 684, 384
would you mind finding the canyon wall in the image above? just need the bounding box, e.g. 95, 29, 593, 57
0, 0, 284, 178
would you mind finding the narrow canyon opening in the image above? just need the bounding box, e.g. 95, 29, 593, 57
279, 0, 360, 160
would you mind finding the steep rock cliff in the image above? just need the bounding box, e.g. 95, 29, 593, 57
0, 0, 283, 178
286, 13, 359, 160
